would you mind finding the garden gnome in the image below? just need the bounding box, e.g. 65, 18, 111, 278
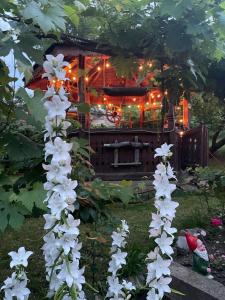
185, 232, 212, 278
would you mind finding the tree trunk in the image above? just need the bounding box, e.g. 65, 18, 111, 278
210, 130, 225, 153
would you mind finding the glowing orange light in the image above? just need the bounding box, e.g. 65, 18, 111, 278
153, 102, 156, 106
146, 102, 149, 105
52, 79, 56, 84
61, 81, 64, 84
97, 66, 101, 71
98, 104, 101, 108
118, 108, 121, 112
179, 119, 183, 123
68, 69, 72, 73
179, 131, 184, 137
128, 105, 131, 109
133, 98, 136, 102
106, 62, 110, 68
148, 63, 153, 67
137, 105, 140, 108
72, 76, 76, 80
139, 65, 143, 71
103, 97, 107, 101
108, 103, 112, 107
157, 94, 161, 98
164, 91, 168, 95
85, 77, 89, 82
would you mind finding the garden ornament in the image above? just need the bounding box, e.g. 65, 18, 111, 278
185, 232, 213, 278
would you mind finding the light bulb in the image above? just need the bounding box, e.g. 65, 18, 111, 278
139, 65, 143, 70
106, 62, 110, 68
97, 66, 101, 71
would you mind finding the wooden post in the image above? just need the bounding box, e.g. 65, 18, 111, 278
78, 55, 86, 128
167, 102, 175, 130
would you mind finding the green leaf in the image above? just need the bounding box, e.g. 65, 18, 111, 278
22, 1, 66, 34
3, 132, 43, 163
64, 5, 79, 27
0, 198, 26, 232
17, 88, 46, 124
17, 182, 47, 212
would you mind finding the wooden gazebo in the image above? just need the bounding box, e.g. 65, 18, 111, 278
27, 37, 208, 180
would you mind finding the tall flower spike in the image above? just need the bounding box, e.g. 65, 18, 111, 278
42, 54, 86, 299
146, 144, 178, 300
106, 220, 135, 299
1, 247, 33, 300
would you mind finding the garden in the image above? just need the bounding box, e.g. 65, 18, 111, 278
1, 1, 225, 300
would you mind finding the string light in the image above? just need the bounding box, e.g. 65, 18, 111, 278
68, 69, 72, 73
148, 63, 153, 68
103, 97, 107, 101
179, 119, 183, 123
98, 104, 102, 109
153, 102, 156, 106
133, 98, 136, 102
137, 105, 140, 108
52, 79, 56, 84
72, 76, 76, 81
128, 105, 131, 109
108, 103, 112, 107
146, 102, 149, 105
164, 90, 168, 95
179, 131, 184, 137
106, 62, 110, 68
157, 94, 161, 98
85, 77, 89, 82
97, 66, 101, 71
139, 65, 143, 71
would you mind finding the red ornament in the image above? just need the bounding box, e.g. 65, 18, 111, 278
185, 232, 198, 251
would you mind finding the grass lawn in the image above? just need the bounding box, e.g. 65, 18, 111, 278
0, 191, 213, 299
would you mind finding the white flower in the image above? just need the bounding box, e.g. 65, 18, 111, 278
152, 254, 171, 279
163, 220, 177, 236
111, 249, 127, 268
154, 143, 173, 158
43, 54, 68, 80
9, 247, 33, 268
150, 213, 164, 230
155, 232, 173, 256
52, 178, 77, 202
107, 276, 123, 297
122, 280, 135, 291
146, 288, 159, 300
45, 137, 72, 161
43, 159, 72, 183
43, 214, 57, 230
44, 95, 71, 119
57, 214, 80, 235
151, 277, 172, 299
153, 174, 176, 199
57, 260, 85, 290
155, 199, 178, 220
112, 232, 126, 248
146, 247, 159, 261
121, 220, 129, 233
48, 192, 68, 219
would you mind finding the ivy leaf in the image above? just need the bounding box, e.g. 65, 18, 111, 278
22, 1, 66, 34
17, 182, 47, 212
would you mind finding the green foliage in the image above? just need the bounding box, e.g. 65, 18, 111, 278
190, 166, 225, 217
22, 1, 67, 34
